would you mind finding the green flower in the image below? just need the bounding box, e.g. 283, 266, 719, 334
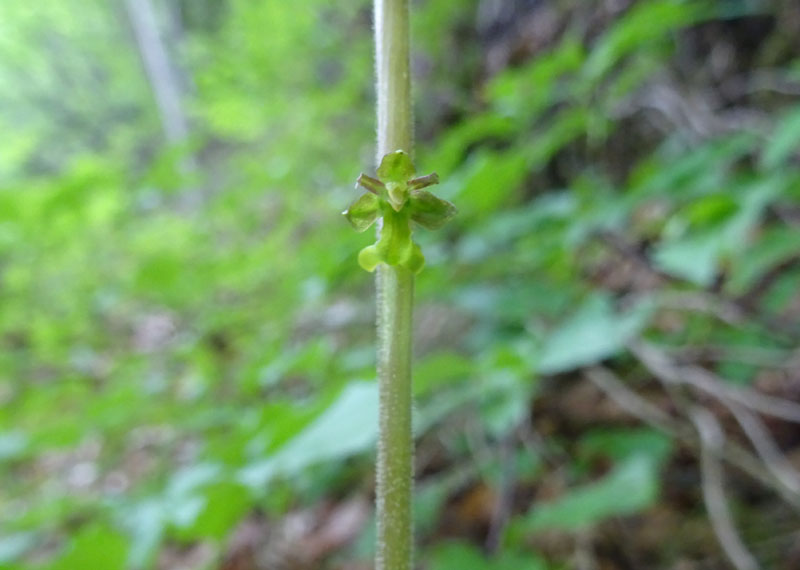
343, 150, 456, 273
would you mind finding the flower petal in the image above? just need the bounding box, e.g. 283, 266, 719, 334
408, 173, 439, 190
356, 173, 385, 195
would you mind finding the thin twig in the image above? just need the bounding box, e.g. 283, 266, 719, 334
631, 343, 800, 493
573, 530, 598, 570
654, 291, 746, 327
736, 254, 800, 312
585, 366, 800, 510
727, 403, 800, 495
664, 345, 796, 369
485, 436, 515, 554
630, 341, 800, 424
689, 407, 761, 570
585, 366, 677, 432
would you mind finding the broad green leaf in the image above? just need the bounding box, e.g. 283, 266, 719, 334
413, 351, 474, 396
0, 533, 36, 564
428, 541, 548, 570
424, 113, 516, 176
0, 431, 28, 461
578, 428, 673, 466
526, 107, 589, 167
166, 463, 223, 500
174, 482, 250, 540
653, 233, 722, 286
514, 456, 660, 533
427, 542, 488, 569
487, 36, 584, 121
729, 226, 800, 294
583, 0, 703, 83
49, 526, 128, 570
631, 133, 756, 199
538, 295, 653, 374
122, 500, 164, 570
479, 369, 531, 438
655, 178, 781, 285
239, 382, 378, 488
448, 149, 528, 218
493, 551, 549, 570
762, 106, 800, 169
681, 194, 739, 228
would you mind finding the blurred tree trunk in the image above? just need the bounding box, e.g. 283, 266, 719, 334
124, 0, 189, 144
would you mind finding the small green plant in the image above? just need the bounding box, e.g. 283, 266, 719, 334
343, 1, 455, 568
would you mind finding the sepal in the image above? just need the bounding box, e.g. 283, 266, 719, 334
377, 150, 416, 182
408, 190, 458, 230
343, 192, 380, 232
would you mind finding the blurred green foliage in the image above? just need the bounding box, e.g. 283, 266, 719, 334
1, 0, 799, 568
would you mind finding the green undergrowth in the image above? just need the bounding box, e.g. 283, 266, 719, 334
1, 0, 798, 568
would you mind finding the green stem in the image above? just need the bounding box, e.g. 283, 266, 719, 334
374, 1, 414, 569
375, 0, 412, 158
376, 265, 414, 570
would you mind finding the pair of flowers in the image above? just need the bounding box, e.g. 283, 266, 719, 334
344, 151, 457, 273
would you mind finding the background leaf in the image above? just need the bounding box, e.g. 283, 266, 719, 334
538, 295, 653, 374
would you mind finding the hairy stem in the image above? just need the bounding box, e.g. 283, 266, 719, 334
376, 265, 414, 570
375, 0, 412, 158
374, 0, 414, 569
